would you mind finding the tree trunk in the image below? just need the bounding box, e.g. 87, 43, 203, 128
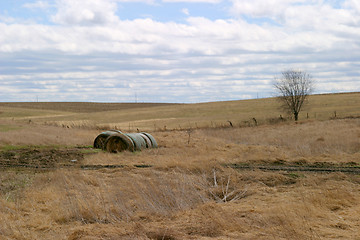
294, 112, 299, 121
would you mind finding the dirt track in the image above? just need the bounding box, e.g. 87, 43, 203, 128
0, 148, 155, 170
0, 147, 85, 169
1, 147, 360, 174
226, 163, 360, 174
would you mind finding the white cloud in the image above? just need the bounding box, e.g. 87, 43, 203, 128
343, 0, 360, 13
182, 8, 190, 15
229, 0, 304, 20
0, 15, 16, 24
51, 0, 120, 25
230, 0, 360, 30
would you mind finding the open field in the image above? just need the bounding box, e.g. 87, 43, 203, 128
0, 92, 360, 239
0, 102, 176, 114
1, 92, 360, 131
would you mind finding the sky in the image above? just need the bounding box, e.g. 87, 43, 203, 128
0, 0, 359, 103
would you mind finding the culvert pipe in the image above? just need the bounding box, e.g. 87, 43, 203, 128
125, 133, 147, 151
104, 133, 135, 153
93, 130, 122, 149
140, 132, 158, 148
138, 133, 152, 148
99, 132, 158, 153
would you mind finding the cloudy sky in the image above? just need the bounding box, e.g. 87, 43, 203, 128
0, 0, 359, 103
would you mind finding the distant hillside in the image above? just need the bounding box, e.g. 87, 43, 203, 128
0, 102, 178, 113
1, 92, 359, 131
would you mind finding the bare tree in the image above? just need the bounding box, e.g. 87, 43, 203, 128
274, 69, 314, 121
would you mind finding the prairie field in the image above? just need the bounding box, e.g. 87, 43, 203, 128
0, 92, 360, 239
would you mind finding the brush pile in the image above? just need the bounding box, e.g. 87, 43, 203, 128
93, 130, 158, 153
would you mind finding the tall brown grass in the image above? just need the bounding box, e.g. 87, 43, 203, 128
1, 104, 360, 239
2, 167, 360, 239
202, 118, 360, 159
46, 169, 211, 223
0, 120, 97, 147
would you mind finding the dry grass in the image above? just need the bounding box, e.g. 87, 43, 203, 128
2, 92, 359, 131
202, 118, 360, 160
1, 94, 360, 239
0, 120, 97, 147
1, 166, 360, 239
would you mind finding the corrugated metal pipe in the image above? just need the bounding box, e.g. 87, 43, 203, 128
93, 130, 158, 153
